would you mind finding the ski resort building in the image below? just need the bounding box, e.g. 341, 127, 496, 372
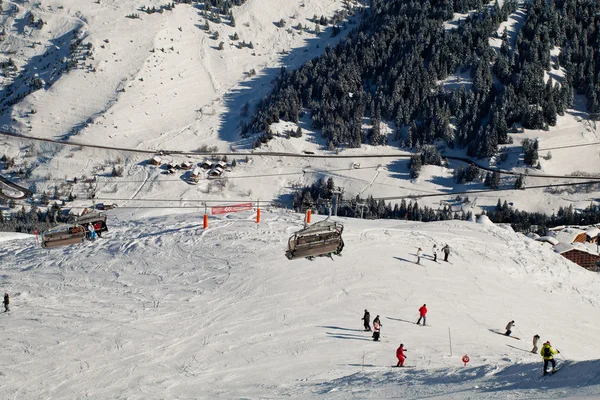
554, 243, 600, 272
585, 227, 600, 244
550, 228, 587, 244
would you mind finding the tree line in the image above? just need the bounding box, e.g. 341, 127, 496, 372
291, 177, 600, 234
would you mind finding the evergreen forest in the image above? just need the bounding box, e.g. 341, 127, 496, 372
247, 0, 600, 159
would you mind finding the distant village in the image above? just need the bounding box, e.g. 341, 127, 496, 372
149, 155, 235, 184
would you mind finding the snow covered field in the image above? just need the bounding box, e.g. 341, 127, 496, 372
1, 209, 600, 398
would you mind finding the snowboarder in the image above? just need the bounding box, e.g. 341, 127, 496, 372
372, 321, 381, 341
416, 304, 427, 326
3, 293, 9, 312
373, 315, 381, 327
505, 320, 515, 336
432, 244, 437, 262
396, 344, 407, 367
532, 334, 541, 354
362, 309, 371, 331
442, 244, 450, 262
540, 341, 559, 375
416, 247, 423, 265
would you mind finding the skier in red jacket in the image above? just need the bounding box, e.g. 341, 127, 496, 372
396, 344, 407, 367
417, 304, 427, 326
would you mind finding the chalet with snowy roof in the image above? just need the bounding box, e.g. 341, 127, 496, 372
214, 160, 227, 170
188, 167, 202, 184
150, 156, 162, 166
166, 161, 180, 170
554, 242, 600, 272
180, 161, 193, 170
207, 165, 224, 178
550, 228, 587, 245
585, 227, 600, 244
200, 160, 212, 170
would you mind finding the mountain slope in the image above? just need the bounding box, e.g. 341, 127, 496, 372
1, 210, 600, 398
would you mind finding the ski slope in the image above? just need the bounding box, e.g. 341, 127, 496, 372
1, 209, 600, 399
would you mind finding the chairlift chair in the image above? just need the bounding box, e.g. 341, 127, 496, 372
285, 219, 344, 260
41, 224, 86, 248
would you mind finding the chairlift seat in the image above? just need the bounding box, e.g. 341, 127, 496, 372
286, 219, 344, 260
41, 224, 86, 248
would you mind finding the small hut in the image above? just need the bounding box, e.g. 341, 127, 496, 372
207, 166, 224, 178
180, 161, 193, 170
200, 160, 212, 170
189, 167, 202, 184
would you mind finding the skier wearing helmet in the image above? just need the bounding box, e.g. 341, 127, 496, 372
540, 341, 560, 375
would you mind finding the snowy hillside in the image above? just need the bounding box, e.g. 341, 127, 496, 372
0, 0, 598, 218
1, 209, 600, 398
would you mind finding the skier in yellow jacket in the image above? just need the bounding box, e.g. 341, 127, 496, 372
540, 341, 559, 375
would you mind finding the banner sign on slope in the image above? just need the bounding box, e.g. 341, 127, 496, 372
211, 203, 253, 215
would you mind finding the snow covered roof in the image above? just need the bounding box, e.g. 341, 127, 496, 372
585, 227, 600, 238
554, 242, 599, 256
536, 236, 559, 245
551, 228, 586, 244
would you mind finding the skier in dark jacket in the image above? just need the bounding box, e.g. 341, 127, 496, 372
505, 320, 515, 336
442, 244, 450, 262
373, 315, 381, 327
372, 321, 381, 341
362, 310, 371, 331
3, 293, 9, 312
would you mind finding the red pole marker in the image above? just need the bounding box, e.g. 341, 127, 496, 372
462, 355, 470, 366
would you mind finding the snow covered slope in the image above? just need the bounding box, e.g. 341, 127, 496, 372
1, 209, 600, 398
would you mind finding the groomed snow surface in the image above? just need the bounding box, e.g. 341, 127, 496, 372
2, 209, 600, 399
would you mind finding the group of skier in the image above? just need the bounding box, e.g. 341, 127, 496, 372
416, 244, 451, 265
362, 310, 383, 341
505, 322, 561, 375
361, 309, 560, 373
362, 304, 429, 367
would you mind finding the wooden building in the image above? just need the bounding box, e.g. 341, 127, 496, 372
585, 227, 600, 244
551, 228, 587, 244
555, 243, 600, 272
189, 167, 202, 184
